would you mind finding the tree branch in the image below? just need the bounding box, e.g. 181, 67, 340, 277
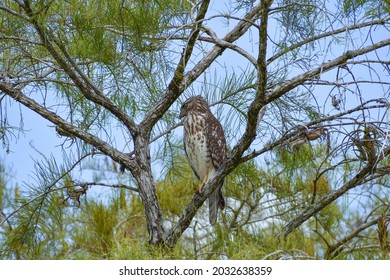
0, 150, 94, 228
267, 16, 390, 65
240, 99, 390, 163
325, 218, 379, 259
74, 182, 139, 192
228, 0, 271, 162
163, 161, 230, 247
267, 37, 390, 104
282, 146, 390, 239
19, 0, 139, 137
140, 0, 211, 134
201, 25, 258, 68
141, 1, 264, 133
0, 82, 136, 172
164, 0, 271, 248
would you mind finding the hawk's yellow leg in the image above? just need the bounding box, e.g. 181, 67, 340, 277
198, 174, 211, 193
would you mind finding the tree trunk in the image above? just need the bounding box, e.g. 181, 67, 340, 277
133, 136, 165, 244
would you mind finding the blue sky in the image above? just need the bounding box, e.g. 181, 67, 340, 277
1, 0, 389, 191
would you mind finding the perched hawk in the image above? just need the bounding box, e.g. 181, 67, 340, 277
179, 96, 227, 225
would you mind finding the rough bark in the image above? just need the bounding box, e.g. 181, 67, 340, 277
133, 136, 165, 244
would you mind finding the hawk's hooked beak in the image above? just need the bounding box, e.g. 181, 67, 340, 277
179, 109, 185, 120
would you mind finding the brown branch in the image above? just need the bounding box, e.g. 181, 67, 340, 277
241, 99, 390, 163
0, 34, 42, 46
282, 165, 373, 238
307, 80, 390, 87
267, 37, 390, 104
267, 16, 390, 65
228, 0, 271, 162
201, 25, 258, 68
0, 4, 29, 20
74, 182, 139, 192
19, 0, 139, 137
0, 83, 136, 172
163, 162, 230, 247
141, 1, 264, 133
140, 0, 211, 133
163, 0, 271, 248
325, 219, 379, 259
282, 146, 390, 239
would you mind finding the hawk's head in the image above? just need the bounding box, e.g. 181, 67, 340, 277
179, 95, 209, 120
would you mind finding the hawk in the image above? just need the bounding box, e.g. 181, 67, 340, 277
179, 96, 227, 225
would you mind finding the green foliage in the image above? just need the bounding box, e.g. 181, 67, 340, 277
70, 200, 119, 258
342, 0, 389, 18
1, 0, 390, 261
0, 146, 389, 259
0, 0, 190, 144
278, 0, 321, 42
156, 155, 196, 218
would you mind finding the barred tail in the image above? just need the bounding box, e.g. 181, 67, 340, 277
209, 189, 218, 225
209, 183, 225, 225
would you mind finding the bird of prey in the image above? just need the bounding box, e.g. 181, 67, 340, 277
179, 96, 227, 225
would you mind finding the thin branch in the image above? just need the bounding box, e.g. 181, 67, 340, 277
241, 99, 390, 163
0, 35, 42, 46
141, 1, 264, 133
267, 37, 390, 104
267, 16, 390, 65
0, 151, 93, 228
80, 182, 139, 192
0, 4, 29, 20
307, 80, 390, 87
282, 146, 390, 239
19, 1, 139, 137
201, 25, 258, 68
140, 0, 211, 134
325, 218, 379, 259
